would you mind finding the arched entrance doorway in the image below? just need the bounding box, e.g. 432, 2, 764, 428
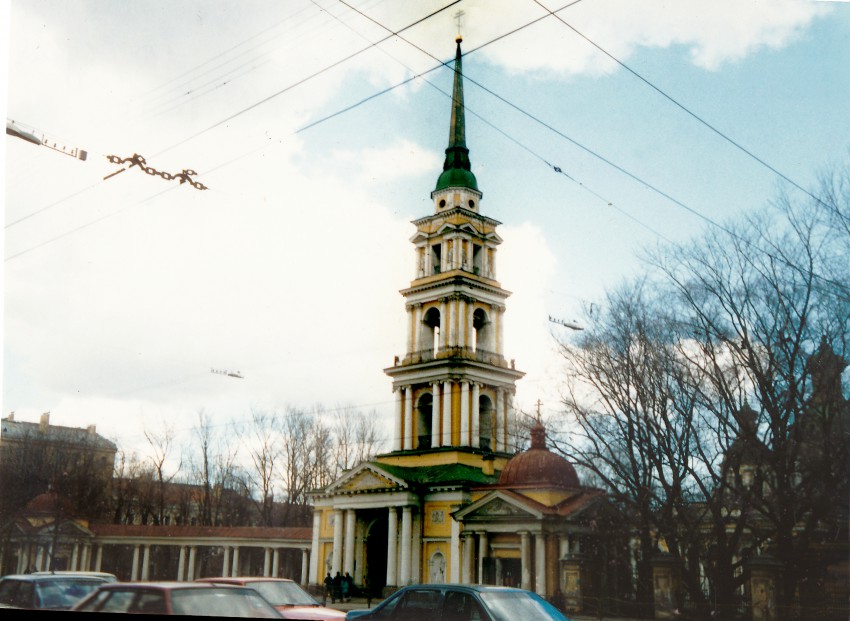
363, 514, 388, 594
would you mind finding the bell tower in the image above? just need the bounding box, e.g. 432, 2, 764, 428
383, 37, 524, 465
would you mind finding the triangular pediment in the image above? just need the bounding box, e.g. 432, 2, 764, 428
453, 491, 543, 522
324, 463, 409, 494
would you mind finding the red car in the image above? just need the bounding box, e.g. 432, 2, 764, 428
197, 577, 346, 621
71, 581, 282, 617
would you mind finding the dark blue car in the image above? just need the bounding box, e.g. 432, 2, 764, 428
345, 584, 573, 621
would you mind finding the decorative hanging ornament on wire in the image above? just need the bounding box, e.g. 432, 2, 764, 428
104, 153, 208, 190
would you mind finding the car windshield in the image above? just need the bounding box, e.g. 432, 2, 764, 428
247, 581, 318, 606
479, 591, 571, 621
35, 578, 107, 609
170, 587, 281, 618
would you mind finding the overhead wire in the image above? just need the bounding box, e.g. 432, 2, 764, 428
3, 1, 463, 241
334, 0, 848, 299
530, 0, 831, 211
140, 3, 359, 120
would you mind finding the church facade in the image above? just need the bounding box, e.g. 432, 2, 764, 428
307, 38, 607, 602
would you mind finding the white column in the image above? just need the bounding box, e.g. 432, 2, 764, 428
432, 382, 441, 448
535, 534, 546, 596
478, 532, 489, 584
82, 544, 92, 571
495, 389, 505, 452
424, 243, 432, 275
467, 306, 475, 351
460, 381, 470, 446
482, 243, 489, 277
301, 549, 309, 585
466, 241, 473, 271
222, 547, 231, 578
263, 547, 271, 577
95, 545, 103, 572
506, 393, 514, 452
462, 532, 474, 583
355, 520, 365, 585
344, 509, 356, 575
188, 546, 197, 581
71, 543, 80, 571
459, 298, 467, 349
386, 508, 398, 586
450, 517, 461, 584
141, 545, 151, 581
177, 547, 187, 581
494, 305, 502, 353
520, 532, 531, 591
472, 383, 481, 448
413, 304, 422, 353
404, 387, 414, 451
439, 299, 448, 351
231, 547, 240, 576
131, 545, 140, 581
309, 512, 321, 584
393, 388, 402, 451
399, 507, 413, 585
332, 509, 343, 575
442, 381, 452, 446
447, 297, 455, 348
273, 549, 280, 578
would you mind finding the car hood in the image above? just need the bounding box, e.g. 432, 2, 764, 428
276, 604, 347, 620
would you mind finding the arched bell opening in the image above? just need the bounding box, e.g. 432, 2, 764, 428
473, 307, 490, 352
417, 393, 433, 450
422, 307, 441, 355
479, 395, 494, 450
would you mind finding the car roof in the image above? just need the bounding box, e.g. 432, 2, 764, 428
1, 574, 111, 582
197, 577, 296, 584
397, 584, 525, 593
100, 581, 248, 590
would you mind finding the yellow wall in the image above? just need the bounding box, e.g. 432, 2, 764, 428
422, 502, 453, 538
319, 508, 334, 538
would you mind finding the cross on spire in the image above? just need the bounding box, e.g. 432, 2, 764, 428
454, 9, 465, 38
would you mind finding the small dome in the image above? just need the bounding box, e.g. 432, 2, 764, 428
25, 490, 75, 516
499, 422, 580, 488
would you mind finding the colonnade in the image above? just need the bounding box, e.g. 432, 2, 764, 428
10, 541, 103, 574
408, 297, 503, 356
317, 503, 576, 599
416, 237, 495, 280
5, 538, 310, 584
392, 384, 512, 451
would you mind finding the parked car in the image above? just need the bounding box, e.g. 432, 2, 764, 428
344, 584, 574, 621
71, 582, 283, 617
32, 570, 118, 582
197, 577, 346, 621
0, 572, 116, 610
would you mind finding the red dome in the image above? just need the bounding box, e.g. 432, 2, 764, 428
25, 490, 75, 516
499, 422, 580, 488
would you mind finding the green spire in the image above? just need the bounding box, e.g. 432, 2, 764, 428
435, 37, 478, 193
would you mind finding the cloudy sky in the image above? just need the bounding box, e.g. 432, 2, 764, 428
2, 0, 849, 455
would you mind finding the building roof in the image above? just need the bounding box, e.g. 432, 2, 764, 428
376, 461, 500, 487
1, 415, 117, 452
434, 37, 478, 193
89, 524, 312, 541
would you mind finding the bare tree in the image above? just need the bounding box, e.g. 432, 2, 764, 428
143, 418, 182, 525
241, 409, 280, 527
